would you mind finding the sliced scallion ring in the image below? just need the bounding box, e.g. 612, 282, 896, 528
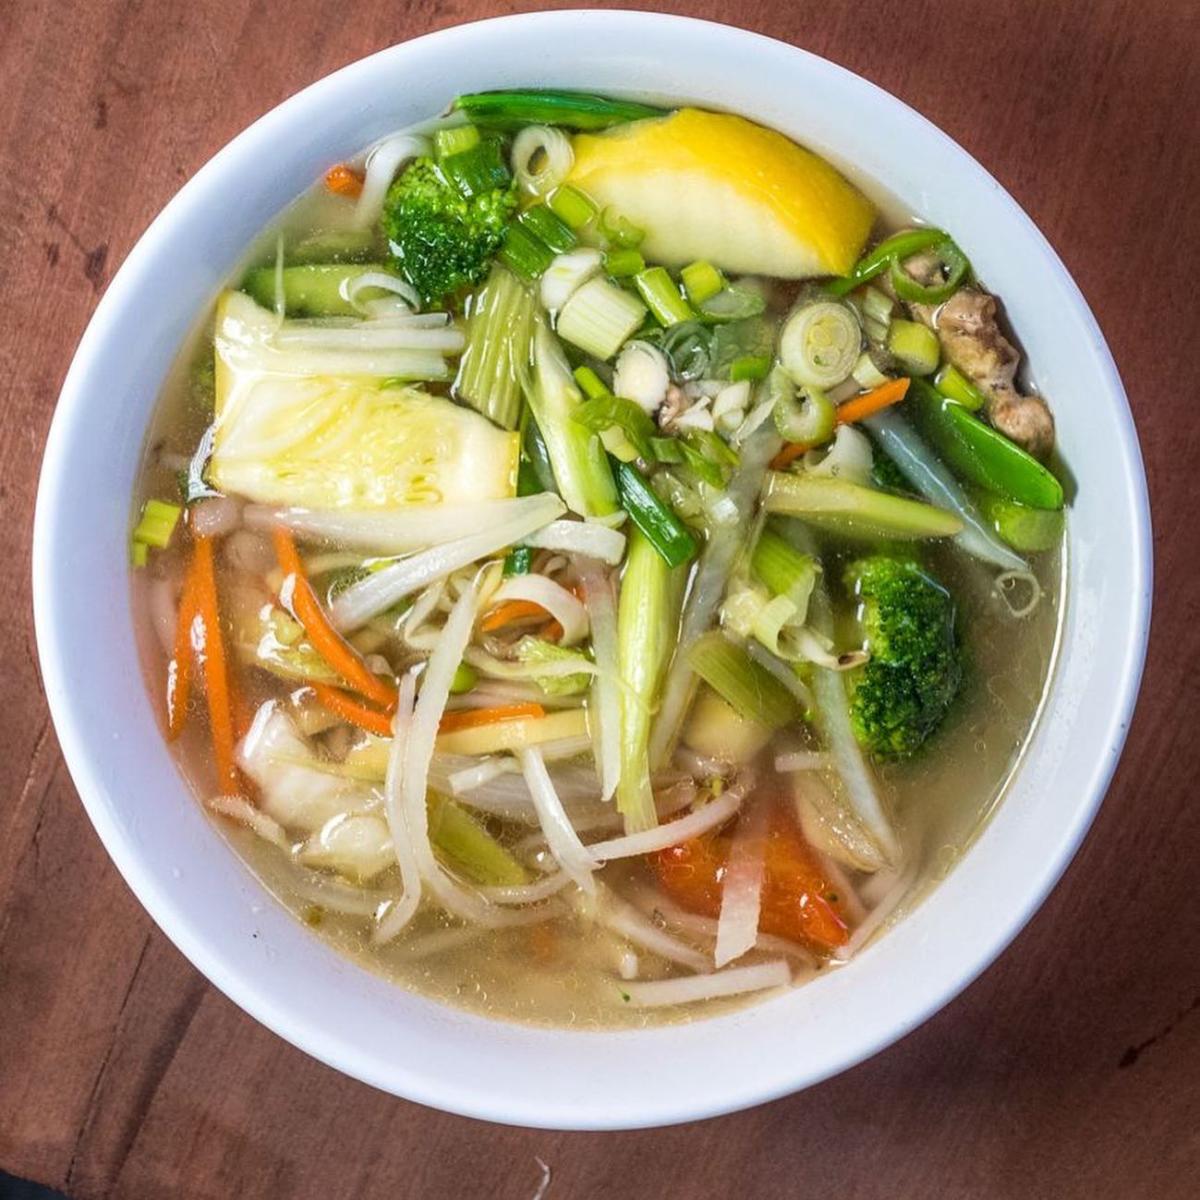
779, 300, 862, 389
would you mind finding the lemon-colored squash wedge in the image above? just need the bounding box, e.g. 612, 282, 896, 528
208, 291, 518, 508
567, 108, 875, 278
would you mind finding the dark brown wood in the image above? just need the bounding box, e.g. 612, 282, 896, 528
2, 1, 1198, 1195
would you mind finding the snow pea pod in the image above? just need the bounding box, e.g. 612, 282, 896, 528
454, 90, 665, 130
906, 381, 1063, 510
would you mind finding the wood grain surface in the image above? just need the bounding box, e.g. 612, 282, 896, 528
2, 1, 1198, 1196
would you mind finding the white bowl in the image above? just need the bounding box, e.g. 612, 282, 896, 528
32, 11, 1151, 1129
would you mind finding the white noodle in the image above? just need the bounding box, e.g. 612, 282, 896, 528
576, 558, 621, 802
714, 797, 769, 968
774, 750, 831, 773
354, 133, 429, 228
619, 960, 791, 1008
587, 787, 743, 861
587, 885, 710, 973
490, 574, 589, 646
519, 747, 598, 894
521, 519, 626, 565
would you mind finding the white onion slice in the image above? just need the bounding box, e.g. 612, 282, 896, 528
206, 793, 290, 851
576, 558, 621, 803
490, 574, 589, 646
447, 756, 511, 795
374, 672, 422, 943
619, 960, 791, 1007
521, 519, 626, 566
519, 747, 598, 894
831, 859, 919, 963
714, 798, 769, 968
775, 750, 830, 773
247, 496, 554, 556
613, 341, 670, 415
511, 125, 573, 196
588, 885, 710, 973
331, 494, 565, 630
587, 786, 743, 861
354, 133, 429, 228
344, 271, 420, 315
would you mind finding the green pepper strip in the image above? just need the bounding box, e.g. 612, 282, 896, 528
889, 238, 970, 304
826, 228, 948, 296
906, 380, 1063, 510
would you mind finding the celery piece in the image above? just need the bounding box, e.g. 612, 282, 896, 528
548, 184, 598, 230
680, 260, 725, 306
617, 528, 685, 831
428, 793, 528, 886
556, 277, 647, 360
752, 525, 817, 605
434, 123, 481, 159
572, 365, 611, 401
729, 354, 771, 382
519, 204, 577, 254
525, 318, 619, 517
599, 207, 646, 249
764, 473, 964, 540
132, 499, 182, 549
934, 363, 987, 411
975, 492, 1065, 552
440, 138, 510, 198
130, 540, 149, 568
449, 662, 478, 694
455, 265, 535, 430
887, 319, 941, 376
685, 631, 800, 730
499, 223, 556, 281
634, 267, 695, 327
605, 248, 645, 279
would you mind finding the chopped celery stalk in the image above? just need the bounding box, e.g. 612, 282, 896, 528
826, 227, 949, 297
601, 427, 639, 462
605, 248, 645, 278
440, 139, 510, 198
614, 461, 698, 567
906, 380, 1063, 509
683, 687, 773, 765
575, 393, 657, 460
454, 90, 665, 131
764, 473, 964, 540
599, 208, 646, 249
752, 525, 817, 605
499, 223, 556, 281
449, 662, 478, 693
975, 491, 1065, 551
526, 318, 619, 517
242, 263, 400, 318
680, 260, 725, 306
132, 499, 181, 549
729, 354, 771, 382
436, 708, 589, 756
780, 300, 862, 388
617, 528, 685, 831
634, 267, 695, 327
934, 363, 987, 411
519, 204, 577, 254
130, 540, 149, 568
887, 319, 940, 375
428, 793, 528, 886
852, 351, 890, 390
685, 631, 800, 730
556, 276, 647, 360
455, 264, 535, 430
650, 436, 685, 464
774, 381, 836, 446
434, 123, 481, 159
572, 365, 611, 401
861, 286, 894, 327
549, 184, 598, 229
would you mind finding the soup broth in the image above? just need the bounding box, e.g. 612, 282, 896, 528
131, 90, 1066, 1027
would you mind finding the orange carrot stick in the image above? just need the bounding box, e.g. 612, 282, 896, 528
166, 548, 204, 740
541, 619, 564, 643
438, 702, 545, 734
324, 164, 364, 198
835, 377, 911, 426
309, 683, 394, 737
272, 526, 398, 711
191, 536, 239, 794
479, 599, 549, 632
769, 441, 811, 471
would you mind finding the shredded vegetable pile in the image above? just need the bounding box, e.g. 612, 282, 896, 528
132, 89, 1066, 1015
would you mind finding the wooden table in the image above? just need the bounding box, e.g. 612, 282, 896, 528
3, 1, 1198, 1195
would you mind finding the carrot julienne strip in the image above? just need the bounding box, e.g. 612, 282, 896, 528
437, 702, 546, 734
835, 377, 911, 426
309, 682, 394, 737
191, 536, 240, 794
480, 599, 549, 632
166, 546, 204, 740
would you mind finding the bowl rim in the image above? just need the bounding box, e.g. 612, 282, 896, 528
32, 10, 1152, 1129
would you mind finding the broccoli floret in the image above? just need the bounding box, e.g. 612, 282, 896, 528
843, 555, 961, 759
381, 157, 517, 306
